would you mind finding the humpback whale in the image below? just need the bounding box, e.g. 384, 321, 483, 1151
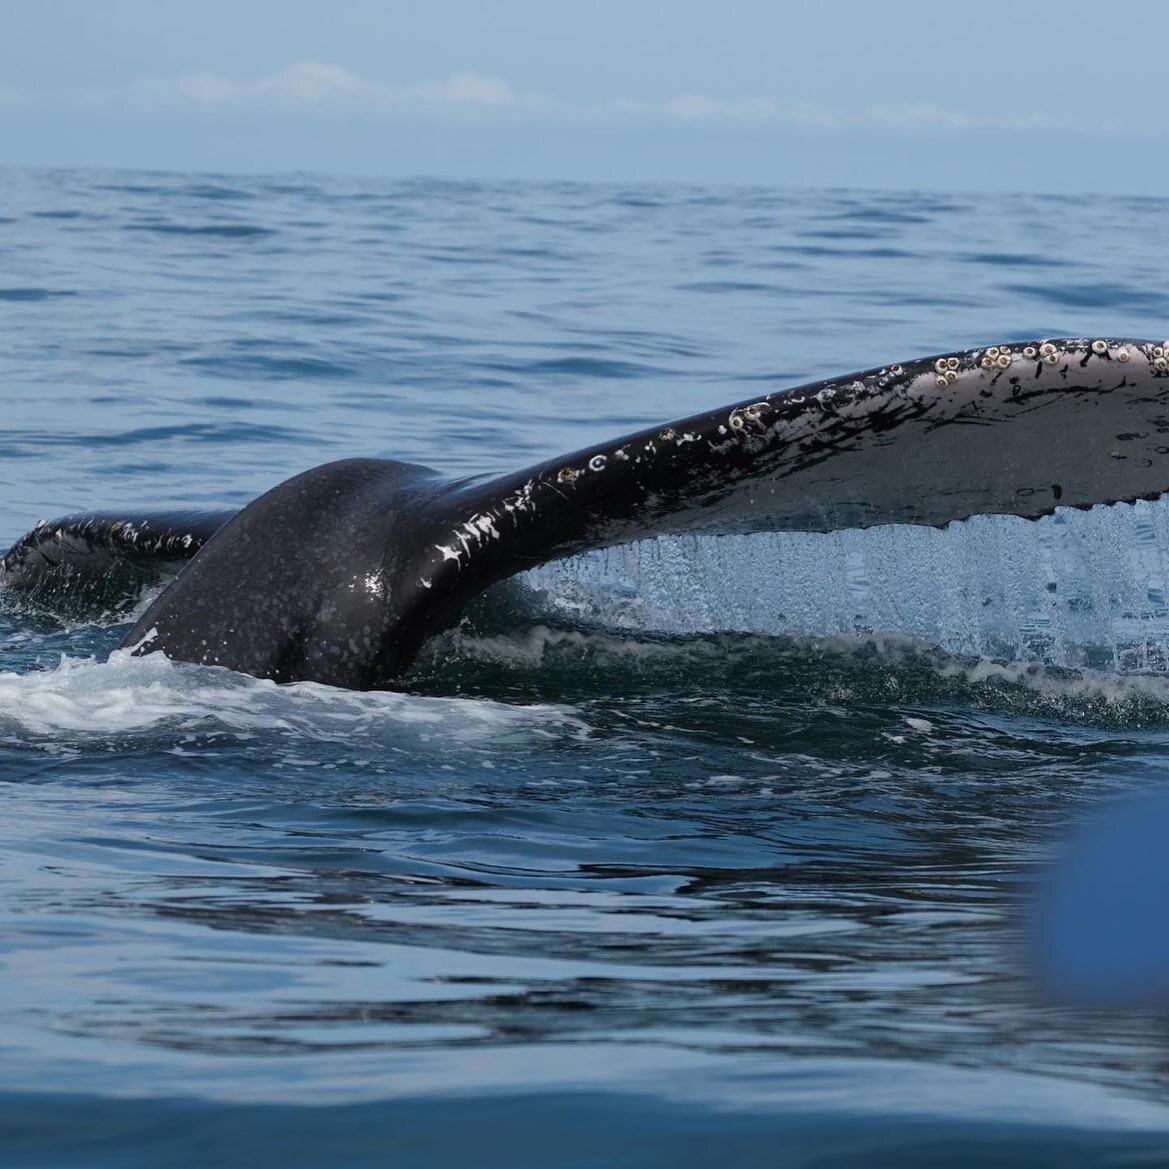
5, 337, 1169, 689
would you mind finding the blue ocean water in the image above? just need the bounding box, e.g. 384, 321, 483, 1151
4, 168, 1169, 1166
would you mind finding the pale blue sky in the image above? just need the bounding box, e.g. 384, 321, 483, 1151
2, 0, 1166, 193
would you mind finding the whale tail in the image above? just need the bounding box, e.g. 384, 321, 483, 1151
0, 510, 236, 612
7, 338, 1169, 685
380, 337, 1169, 682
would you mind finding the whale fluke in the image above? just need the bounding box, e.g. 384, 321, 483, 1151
0, 510, 236, 610
5, 338, 1169, 686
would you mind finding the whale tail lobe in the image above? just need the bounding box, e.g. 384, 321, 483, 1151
0, 510, 236, 613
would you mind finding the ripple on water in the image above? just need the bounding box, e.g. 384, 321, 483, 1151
123, 221, 276, 239
0, 287, 78, 301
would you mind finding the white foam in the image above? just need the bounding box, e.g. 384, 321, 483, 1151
939, 653, 1169, 707
443, 621, 1169, 721
0, 649, 581, 742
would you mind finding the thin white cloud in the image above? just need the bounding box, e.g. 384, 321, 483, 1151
412, 72, 516, 107
615, 93, 1104, 134
127, 62, 519, 115
0, 61, 1118, 136
0, 84, 36, 111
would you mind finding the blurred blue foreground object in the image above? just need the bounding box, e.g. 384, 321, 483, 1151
1034, 783, 1169, 1006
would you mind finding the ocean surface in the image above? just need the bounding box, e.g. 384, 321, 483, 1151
4, 167, 1169, 1167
